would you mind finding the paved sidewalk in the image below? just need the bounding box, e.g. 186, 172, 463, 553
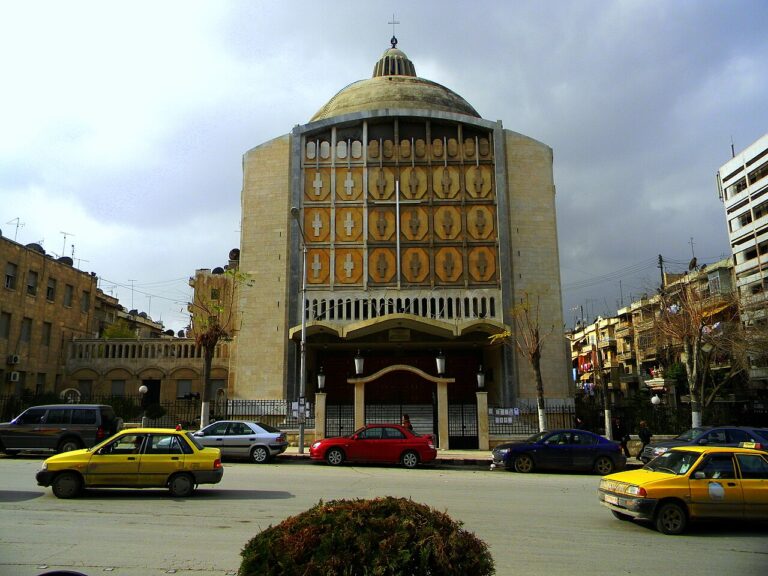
279, 446, 645, 469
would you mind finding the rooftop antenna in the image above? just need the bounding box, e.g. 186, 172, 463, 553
6, 218, 24, 241
60, 231, 74, 259
128, 279, 136, 309
730, 136, 735, 158
71, 244, 89, 268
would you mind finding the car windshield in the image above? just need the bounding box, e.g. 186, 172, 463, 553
674, 427, 708, 441
644, 450, 700, 475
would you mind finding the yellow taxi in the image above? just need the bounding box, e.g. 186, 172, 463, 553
36, 428, 223, 498
599, 443, 768, 534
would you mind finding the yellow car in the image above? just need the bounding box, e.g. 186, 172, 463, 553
598, 443, 768, 534
36, 428, 223, 498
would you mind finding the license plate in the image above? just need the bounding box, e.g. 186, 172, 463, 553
604, 494, 619, 506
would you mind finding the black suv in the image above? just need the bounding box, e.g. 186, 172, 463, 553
0, 404, 122, 455
639, 425, 768, 463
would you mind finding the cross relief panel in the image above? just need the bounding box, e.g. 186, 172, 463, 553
299, 121, 500, 289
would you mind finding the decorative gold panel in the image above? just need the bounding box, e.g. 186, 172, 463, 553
446, 138, 459, 158
335, 168, 363, 201
431, 138, 444, 160
433, 206, 462, 240
335, 208, 363, 242
369, 248, 397, 283
399, 167, 428, 200
399, 139, 412, 160
400, 207, 429, 241
465, 165, 493, 198
468, 247, 497, 282
463, 138, 476, 159
304, 208, 330, 243
432, 166, 460, 199
478, 138, 491, 158
402, 248, 430, 283
414, 139, 427, 159
466, 206, 495, 240
306, 249, 330, 285
435, 247, 463, 283
369, 207, 396, 241
368, 167, 395, 200
304, 169, 331, 202
334, 248, 364, 284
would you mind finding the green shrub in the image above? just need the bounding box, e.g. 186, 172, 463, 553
239, 496, 495, 576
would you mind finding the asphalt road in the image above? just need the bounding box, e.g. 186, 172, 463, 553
0, 455, 766, 576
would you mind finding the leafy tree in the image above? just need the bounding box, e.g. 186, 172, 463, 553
490, 292, 552, 432
102, 319, 136, 339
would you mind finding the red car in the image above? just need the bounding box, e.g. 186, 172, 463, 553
310, 424, 437, 468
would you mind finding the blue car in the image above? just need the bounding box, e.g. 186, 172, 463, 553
491, 428, 626, 475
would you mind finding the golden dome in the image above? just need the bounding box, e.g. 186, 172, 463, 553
311, 42, 479, 122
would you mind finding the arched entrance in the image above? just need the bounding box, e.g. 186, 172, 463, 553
348, 364, 455, 449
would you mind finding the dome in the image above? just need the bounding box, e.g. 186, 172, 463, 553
311, 40, 479, 122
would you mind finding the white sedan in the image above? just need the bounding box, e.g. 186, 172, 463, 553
192, 420, 288, 463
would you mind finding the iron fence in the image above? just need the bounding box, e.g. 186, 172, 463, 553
488, 405, 576, 436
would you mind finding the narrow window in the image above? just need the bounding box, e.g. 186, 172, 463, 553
0, 311, 10, 338
46, 277, 57, 301
64, 284, 74, 307
80, 290, 90, 313
20, 317, 32, 343
4, 262, 17, 290
42, 321, 52, 346
26, 270, 38, 296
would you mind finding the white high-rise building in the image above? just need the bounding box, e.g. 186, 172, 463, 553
717, 132, 768, 386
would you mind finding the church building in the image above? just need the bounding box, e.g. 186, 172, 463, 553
231, 38, 570, 448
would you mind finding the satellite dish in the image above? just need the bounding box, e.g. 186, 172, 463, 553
128, 309, 138, 315
177, 330, 185, 337
139, 312, 148, 319
229, 248, 240, 261
212, 267, 225, 274
164, 329, 174, 336
688, 257, 697, 271
26, 243, 45, 254
58, 256, 73, 266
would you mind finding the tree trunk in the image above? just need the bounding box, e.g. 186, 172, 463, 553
533, 352, 547, 432
200, 348, 214, 428
684, 338, 702, 429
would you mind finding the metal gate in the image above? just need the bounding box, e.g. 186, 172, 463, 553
448, 403, 478, 449
365, 404, 435, 437
325, 404, 355, 438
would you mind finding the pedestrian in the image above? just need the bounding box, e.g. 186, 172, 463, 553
402, 413, 413, 432
638, 420, 652, 459
612, 417, 630, 458
574, 416, 585, 430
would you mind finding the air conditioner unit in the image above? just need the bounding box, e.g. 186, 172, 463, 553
6, 354, 19, 365
7, 371, 20, 383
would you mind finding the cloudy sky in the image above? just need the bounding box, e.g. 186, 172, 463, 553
2, 1, 766, 333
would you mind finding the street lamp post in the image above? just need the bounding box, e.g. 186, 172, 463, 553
290, 207, 308, 454
138, 384, 148, 427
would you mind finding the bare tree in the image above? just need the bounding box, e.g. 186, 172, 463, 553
655, 284, 740, 427
189, 268, 248, 427
490, 292, 553, 431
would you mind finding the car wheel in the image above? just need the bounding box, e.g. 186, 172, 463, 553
594, 456, 615, 475
3, 449, 19, 457
168, 473, 195, 497
58, 438, 82, 453
401, 451, 419, 469
52, 472, 82, 499
611, 511, 632, 521
513, 454, 534, 473
655, 502, 687, 535
250, 446, 269, 464
326, 448, 345, 466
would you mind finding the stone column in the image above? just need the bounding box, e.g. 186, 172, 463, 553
314, 392, 326, 441
354, 381, 365, 430
476, 390, 489, 450
437, 380, 449, 449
